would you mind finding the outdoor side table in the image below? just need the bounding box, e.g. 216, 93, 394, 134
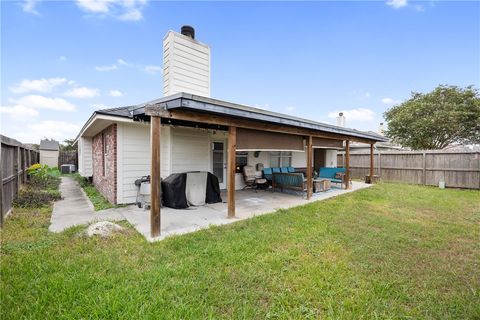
314, 179, 331, 192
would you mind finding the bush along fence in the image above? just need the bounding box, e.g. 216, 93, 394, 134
338, 150, 480, 190
1, 135, 40, 226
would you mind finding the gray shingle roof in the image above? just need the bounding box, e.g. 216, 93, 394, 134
39, 139, 60, 151
96, 106, 132, 118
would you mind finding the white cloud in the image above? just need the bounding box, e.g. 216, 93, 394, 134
285, 106, 295, 112
95, 64, 118, 72
381, 97, 401, 105
0, 105, 39, 120
117, 58, 129, 66
413, 4, 426, 12
328, 108, 375, 122
76, 0, 111, 13
64, 86, 99, 99
386, 0, 408, 9
21, 0, 40, 15
12, 95, 76, 112
76, 0, 147, 21
14, 120, 81, 143
144, 65, 162, 74
119, 8, 142, 21
109, 89, 123, 97
9, 78, 67, 94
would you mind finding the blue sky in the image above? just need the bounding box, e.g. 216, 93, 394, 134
1, 0, 479, 143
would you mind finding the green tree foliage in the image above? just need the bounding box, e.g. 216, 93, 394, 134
384, 85, 480, 150
60, 139, 77, 152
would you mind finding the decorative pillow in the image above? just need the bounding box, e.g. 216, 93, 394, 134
334, 172, 344, 180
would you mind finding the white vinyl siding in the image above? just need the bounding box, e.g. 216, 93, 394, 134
40, 150, 59, 168
116, 123, 170, 204
163, 31, 211, 97
78, 137, 93, 177
325, 149, 338, 167
171, 127, 210, 173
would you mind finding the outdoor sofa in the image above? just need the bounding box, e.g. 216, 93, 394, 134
319, 167, 347, 188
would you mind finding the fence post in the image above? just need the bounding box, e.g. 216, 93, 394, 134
378, 150, 381, 176
422, 152, 427, 185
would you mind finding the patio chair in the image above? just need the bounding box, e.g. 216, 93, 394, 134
243, 165, 268, 191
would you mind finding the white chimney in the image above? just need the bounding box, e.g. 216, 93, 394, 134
378, 122, 385, 135
163, 26, 211, 97
336, 112, 346, 127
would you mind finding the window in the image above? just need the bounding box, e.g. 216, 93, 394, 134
236, 151, 248, 173
269, 151, 292, 167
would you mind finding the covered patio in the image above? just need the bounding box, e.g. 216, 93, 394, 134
132, 93, 387, 240
121, 181, 371, 241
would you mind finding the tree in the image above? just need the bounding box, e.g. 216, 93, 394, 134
384, 85, 480, 150
60, 139, 77, 152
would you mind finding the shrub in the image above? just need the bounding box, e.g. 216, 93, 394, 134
27, 164, 61, 190
29, 175, 61, 190
13, 188, 62, 208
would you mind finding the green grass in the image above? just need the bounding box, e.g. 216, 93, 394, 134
70, 173, 117, 211
1, 183, 479, 319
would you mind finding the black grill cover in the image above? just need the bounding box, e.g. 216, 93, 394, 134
161, 172, 222, 209
205, 172, 222, 204
161, 173, 188, 209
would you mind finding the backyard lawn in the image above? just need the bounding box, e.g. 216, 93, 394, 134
1, 183, 479, 319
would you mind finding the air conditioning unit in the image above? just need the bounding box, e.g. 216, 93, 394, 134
61, 164, 76, 174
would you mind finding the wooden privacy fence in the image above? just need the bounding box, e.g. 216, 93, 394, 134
1, 135, 39, 226
338, 150, 480, 190
59, 151, 78, 169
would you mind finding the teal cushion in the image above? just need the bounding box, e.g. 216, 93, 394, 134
319, 167, 345, 179
263, 168, 273, 181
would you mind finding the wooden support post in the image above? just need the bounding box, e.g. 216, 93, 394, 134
227, 126, 236, 218
369, 143, 374, 182
345, 140, 350, 189
306, 136, 313, 199
150, 116, 161, 238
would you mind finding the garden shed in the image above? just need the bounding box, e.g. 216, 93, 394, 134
39, 139, 60, 168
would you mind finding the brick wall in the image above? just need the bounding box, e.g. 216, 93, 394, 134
92, 124, 117, 204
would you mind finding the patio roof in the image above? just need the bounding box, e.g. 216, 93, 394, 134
131, 93, 388, 143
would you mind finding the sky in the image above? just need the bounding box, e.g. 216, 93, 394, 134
1, 0, 479, 144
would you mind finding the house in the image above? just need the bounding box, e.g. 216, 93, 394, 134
349, 123, 405, 153
76, 26, 387, 237
39, 139, 60, 168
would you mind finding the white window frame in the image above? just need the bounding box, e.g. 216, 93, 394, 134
269, 151, 292, 167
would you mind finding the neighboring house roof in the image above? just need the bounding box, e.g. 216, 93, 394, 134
39, 139, 60, 151
77, 93, 389, 143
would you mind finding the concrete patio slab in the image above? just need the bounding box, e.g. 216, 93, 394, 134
121, 181, 372, 242
50, 177, 372, 241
